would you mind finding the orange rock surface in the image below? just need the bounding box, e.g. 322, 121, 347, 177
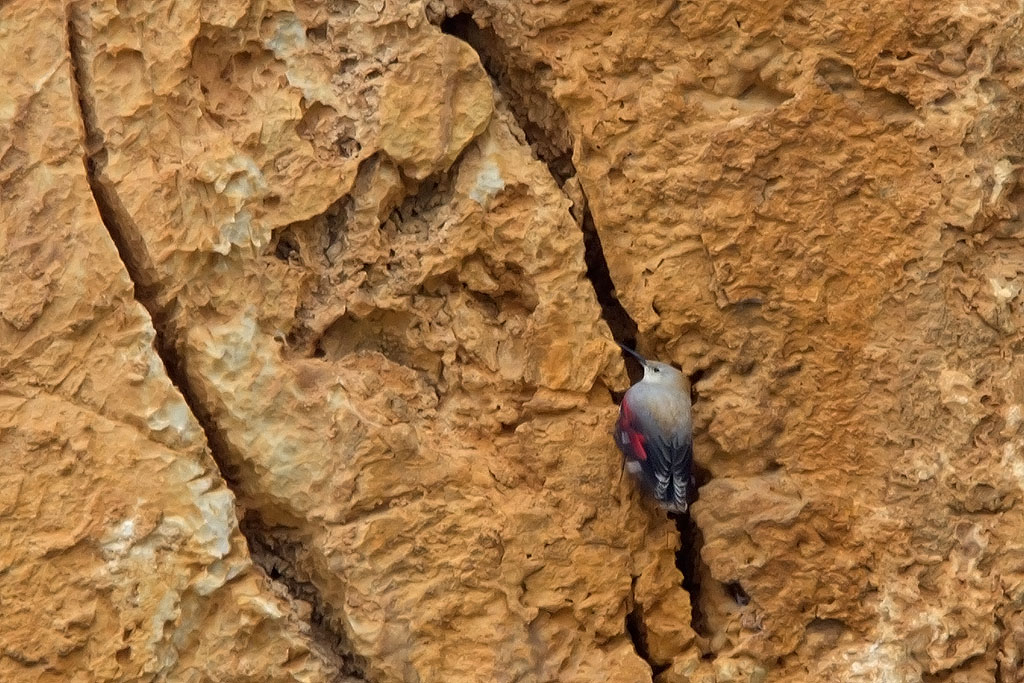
0, 3, 341, 681
4, 0, 1024, 681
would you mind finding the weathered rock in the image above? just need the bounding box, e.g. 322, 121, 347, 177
446, 0, 1024, 680
9, 0, 1024, 680
0, 2, 338, 682
67, 0, 690, 681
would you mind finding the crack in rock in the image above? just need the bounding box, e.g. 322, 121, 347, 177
440, 9, 709, 670
242, 513, 369, 681
65, 8, 357, 676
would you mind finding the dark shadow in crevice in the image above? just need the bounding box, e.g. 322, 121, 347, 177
242, 513, 369, 681
441, 12, 638, 355
625, 577, 670, 677
672, 461, 713, 646
581, 207, 640, 352
725, 581, 750, 607
66, 2, 245, 501
443, 10, 707, 669
440, 12, 575, 184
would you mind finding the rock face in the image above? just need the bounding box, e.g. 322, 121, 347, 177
63, 0, 688, 681
0, 3, 340, 682
4, 0, 1024, 682
447, 1, 1024, 681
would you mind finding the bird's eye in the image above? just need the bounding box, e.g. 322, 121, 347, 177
653, 367, 660, 373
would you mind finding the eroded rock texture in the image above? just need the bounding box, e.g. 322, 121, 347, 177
5, 0, 1024, 681
63, 0, 688, 681
0, 3, 340, 682
446, 0, 1024, 681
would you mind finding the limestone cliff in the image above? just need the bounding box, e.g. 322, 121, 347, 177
3, 0, 1024, 682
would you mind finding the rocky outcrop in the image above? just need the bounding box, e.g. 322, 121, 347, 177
446, 1, 1024, 681
0, 3, 340, 681
51, 0, 689, 680
4, 0, 1024, 681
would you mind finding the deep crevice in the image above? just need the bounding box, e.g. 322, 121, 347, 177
625, 578, 669, 678
242, 514, 369, 681
66, 11, 357, 679
440, 11, 639, 355
442, 10, 707, 668
673, 461, 714, 648
66, 5, 242, 501
440, 12, 574, 184
580, 206, 641, 353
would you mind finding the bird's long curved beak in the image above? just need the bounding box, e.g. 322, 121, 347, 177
617, 342, 649, 368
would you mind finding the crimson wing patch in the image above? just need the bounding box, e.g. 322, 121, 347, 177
614, 401, 647, 461
614, 398, 693, 511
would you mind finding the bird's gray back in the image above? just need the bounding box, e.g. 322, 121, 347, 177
625, 381, 692, 439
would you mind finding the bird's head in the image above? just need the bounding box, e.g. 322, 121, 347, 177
641, 360, 687, 387
618, 344, 690, 391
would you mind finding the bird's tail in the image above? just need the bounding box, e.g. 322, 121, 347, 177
651, 468, 690, 513
659, 440, 693, 513
661, 475, 690, 513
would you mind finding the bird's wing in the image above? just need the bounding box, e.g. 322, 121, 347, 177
641, 427, 693, 505
616, 399, 693, 507
614, 400, 648, 462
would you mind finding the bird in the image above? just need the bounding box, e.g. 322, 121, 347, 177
614, 343, 694, 513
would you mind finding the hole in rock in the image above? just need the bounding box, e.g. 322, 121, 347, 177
726, 581, 750, 606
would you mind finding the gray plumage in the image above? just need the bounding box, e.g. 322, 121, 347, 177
615, 347, 694, 513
